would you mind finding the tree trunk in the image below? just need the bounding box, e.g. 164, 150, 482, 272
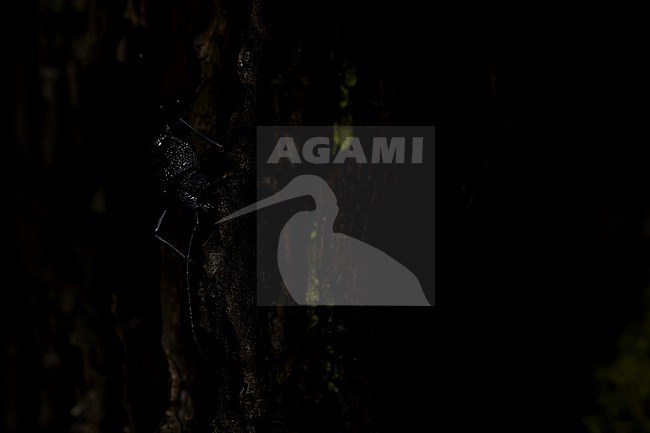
5, 1, 437, 432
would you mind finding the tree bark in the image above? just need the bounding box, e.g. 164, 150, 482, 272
5, 1, 436, 432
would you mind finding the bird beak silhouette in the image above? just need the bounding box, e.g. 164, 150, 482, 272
217, 175, 336, 225
216, 181, 303, 225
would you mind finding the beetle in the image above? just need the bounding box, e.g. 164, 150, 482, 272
151, 104, 223, 354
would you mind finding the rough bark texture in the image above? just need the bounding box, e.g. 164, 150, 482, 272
9, 1, 650, 433
4, 1, 436, 433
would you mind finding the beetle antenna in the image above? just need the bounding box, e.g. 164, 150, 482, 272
179, 118, 223, 148
186, 212, 204, 357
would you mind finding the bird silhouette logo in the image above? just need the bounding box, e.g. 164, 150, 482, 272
217, 174, 431, 306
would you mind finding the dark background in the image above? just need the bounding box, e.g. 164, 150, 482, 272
2, 1, 649, 432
